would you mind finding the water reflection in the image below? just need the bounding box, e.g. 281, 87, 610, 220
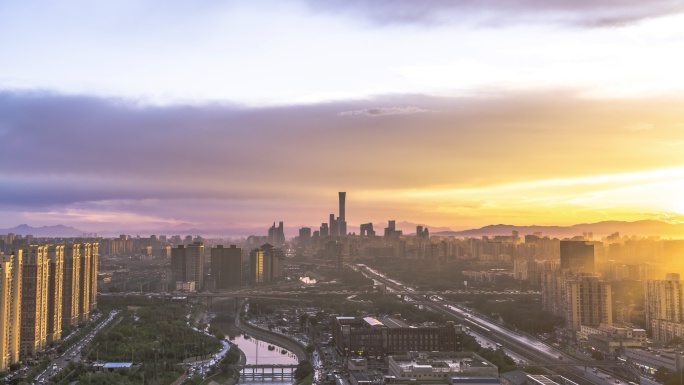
228, 334, 299, 365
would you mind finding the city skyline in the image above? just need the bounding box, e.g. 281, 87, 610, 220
1, 1, 684, 232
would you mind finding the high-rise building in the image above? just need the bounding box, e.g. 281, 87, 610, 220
360, 223, 375, 237
89, 243, 98, 312
298, 228, 311, 247
268, 222, 285, 246
46, 245, 64, 343
0, 251, 22, 371
249, 244, 284, 284
645, 273, 684, 331
19, 245, 50, 356
564, 274, 612, 331
78, 243, 92, 323
339, 192, 347, 236
320, 223, 329, 237
171, 242, 205, 291
62, 244, 81, 327
560, 240, 595, 273
211, 245, 242, 290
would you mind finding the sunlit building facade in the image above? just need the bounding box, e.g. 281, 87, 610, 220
62, 244, 81, 327
645, 273, 684, 339
46, 245, 64, 343
0, 251, 22, 371
19, 245, 50, 356
565, 274, 612, 332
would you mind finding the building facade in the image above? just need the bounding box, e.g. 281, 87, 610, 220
211, 245, 242, 290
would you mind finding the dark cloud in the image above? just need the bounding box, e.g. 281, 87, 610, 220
302, 0, 684, 27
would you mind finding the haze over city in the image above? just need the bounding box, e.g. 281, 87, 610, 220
2, 0, 684, 235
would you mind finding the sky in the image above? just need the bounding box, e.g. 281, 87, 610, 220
1, 0, 684, 235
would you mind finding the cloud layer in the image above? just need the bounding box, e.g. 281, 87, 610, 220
1, 90, 683, 230
305, 0, 684, 27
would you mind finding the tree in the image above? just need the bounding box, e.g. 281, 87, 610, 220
294, 360, 314, 384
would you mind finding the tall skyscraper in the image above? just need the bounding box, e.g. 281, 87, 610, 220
46, 245, 64, 343
19, 245, 50, 356
339, 192, 347, 236
62, 244, 81, 327
171, 242, 205, 291
560, 240, 595, 273
211, 245, 242, 290
0, 251, 22, 371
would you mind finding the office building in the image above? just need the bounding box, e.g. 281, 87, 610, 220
249, 244, 284, 284
171, 242, 205, 291
19, 245, 50, 356
62, 244, 81, 327
211, 245, 242, 290
0, 251, 22, 371
46, 245, 64, 343
359, 223, 375, 237
560, 241, 595, 273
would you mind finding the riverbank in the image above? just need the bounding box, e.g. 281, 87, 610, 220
234, 313, 308, 361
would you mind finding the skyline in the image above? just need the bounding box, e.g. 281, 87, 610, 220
1, 1, 684, 232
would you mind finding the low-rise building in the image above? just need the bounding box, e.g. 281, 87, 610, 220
388, 352, 498, 383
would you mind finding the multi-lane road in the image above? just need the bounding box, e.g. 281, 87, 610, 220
355, 264, 636, 385
33, 310, 120, 384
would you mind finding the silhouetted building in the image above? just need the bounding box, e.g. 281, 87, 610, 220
416, 226, 429, 239
298, 227, 312, 247
211, 245, 242, 290
320, 223, 329, 237
560, 241, 594, 273
384, 220, 402, 238
360, 223, 375, 237
339, 192, 347, 236
268, 221, 285, 246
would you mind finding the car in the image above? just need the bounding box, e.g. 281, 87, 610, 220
615, 381, 620, 384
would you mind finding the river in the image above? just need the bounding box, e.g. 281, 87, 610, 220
209, 298, 299, 384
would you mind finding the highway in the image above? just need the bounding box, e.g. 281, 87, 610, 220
355, 264, 622, 385
33, 310, 120, 384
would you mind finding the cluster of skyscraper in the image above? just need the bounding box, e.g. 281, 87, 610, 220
0, 243, 99, 370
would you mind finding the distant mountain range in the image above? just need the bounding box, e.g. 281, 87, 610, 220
431, 220, 684, 238
1, 219, 682, 239
0, 224, 86, 238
